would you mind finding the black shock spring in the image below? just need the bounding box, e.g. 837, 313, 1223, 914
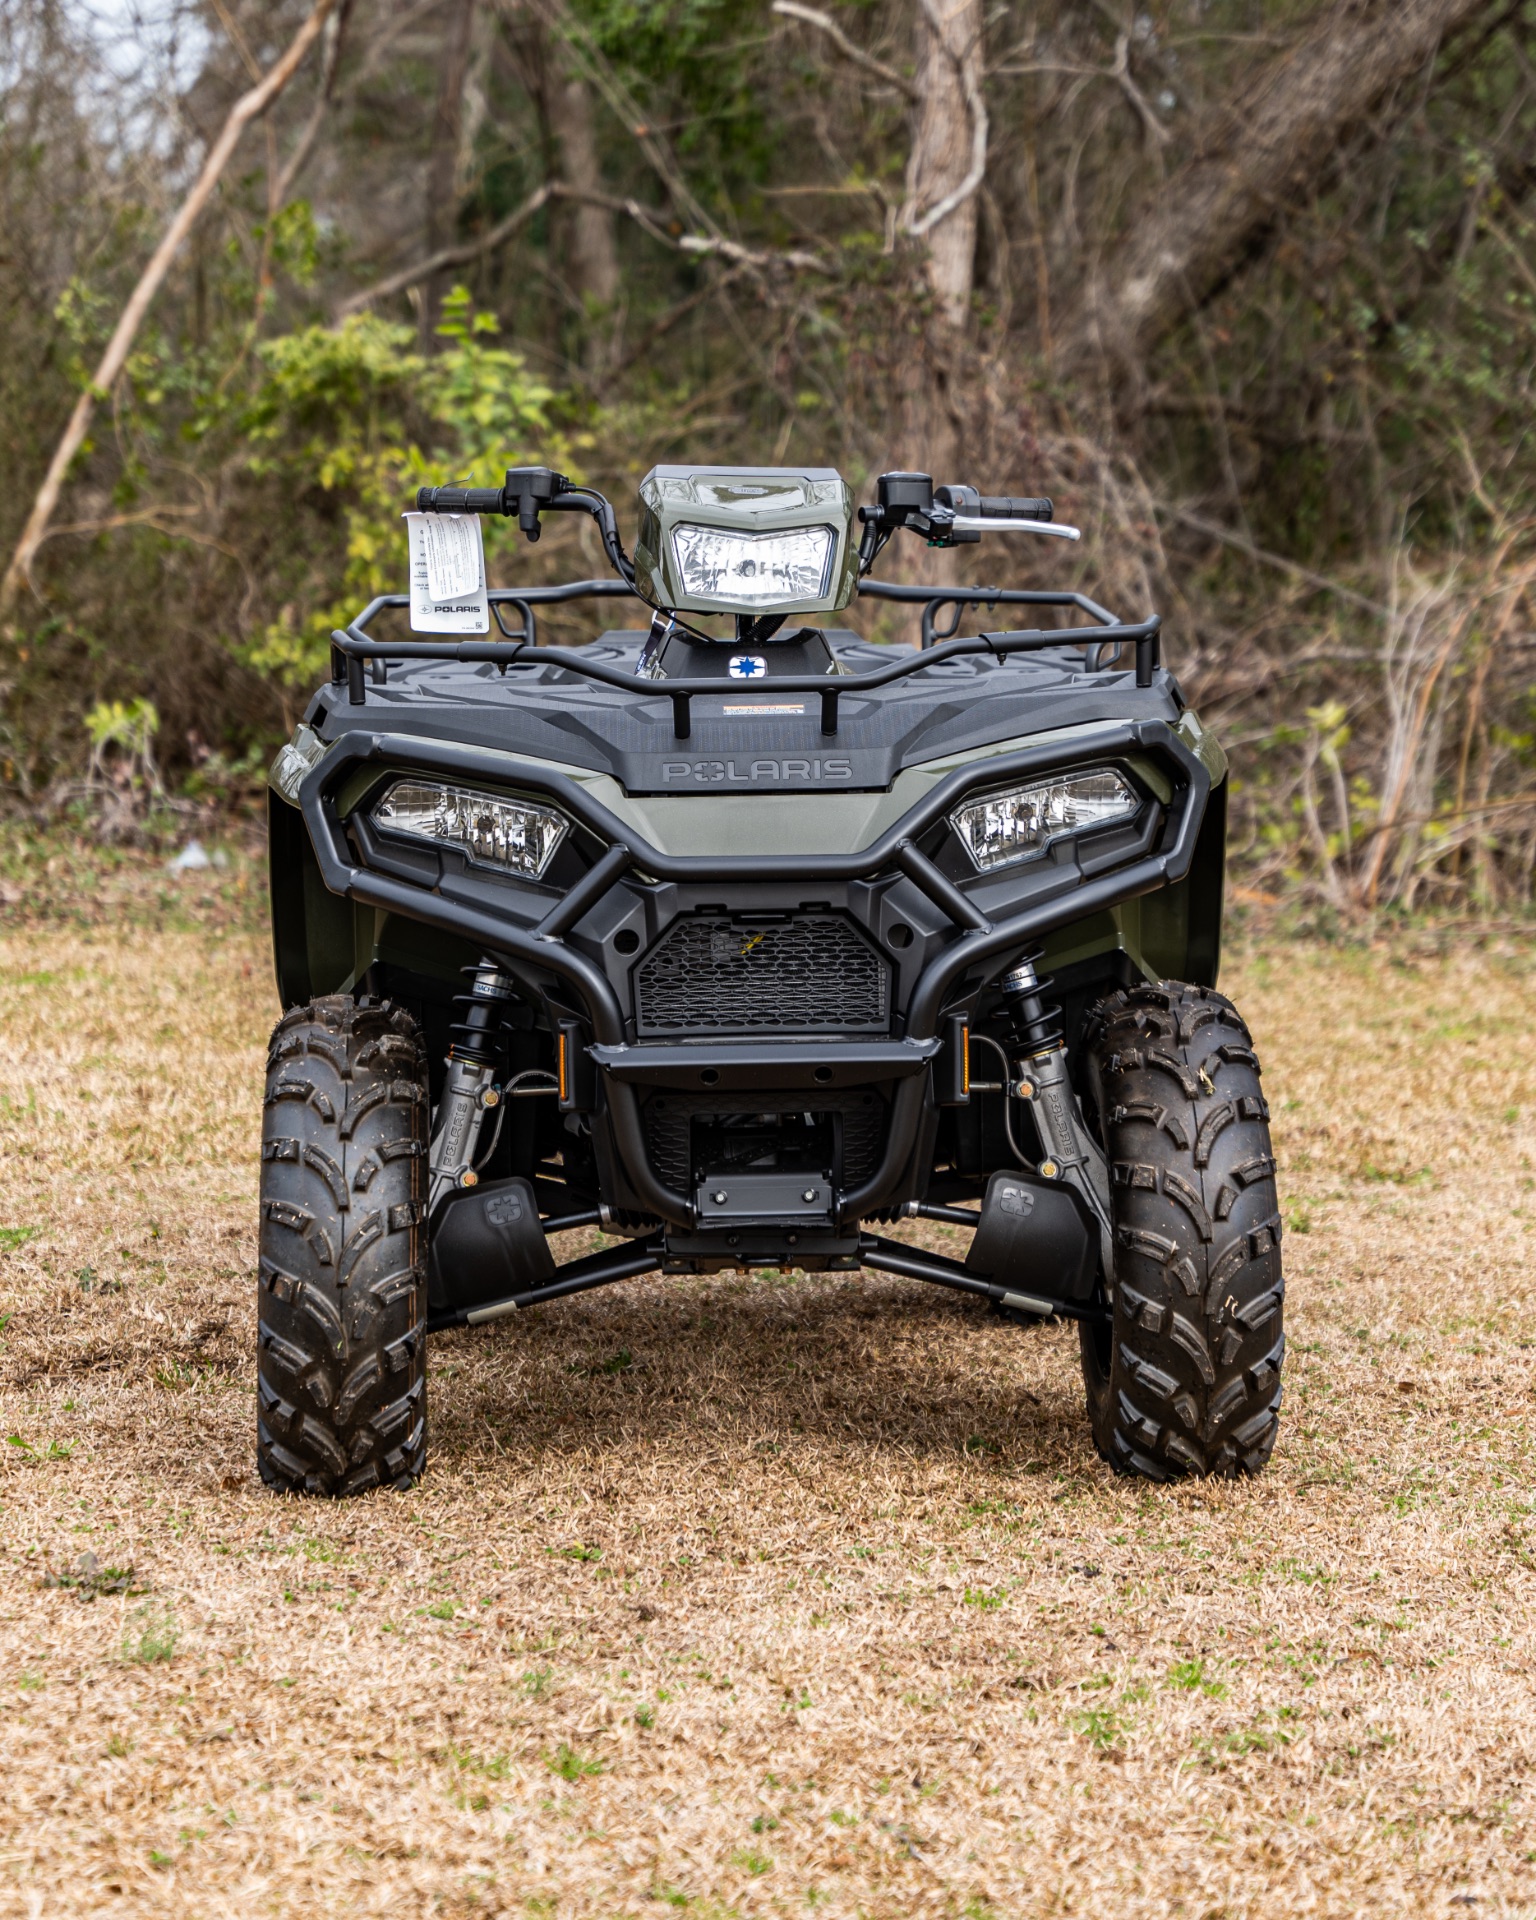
999, 949, 1063, 1056
448, 960, 516, 1067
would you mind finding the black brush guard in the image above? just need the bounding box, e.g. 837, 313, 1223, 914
300, 725, 1207, 1211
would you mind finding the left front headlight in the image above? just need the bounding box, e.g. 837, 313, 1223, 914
950, 768, 1141, 872
372, 779, 569, 879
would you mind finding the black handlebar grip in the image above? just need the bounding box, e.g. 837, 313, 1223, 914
415, 485, 506, 514
976, 495, 1053, 522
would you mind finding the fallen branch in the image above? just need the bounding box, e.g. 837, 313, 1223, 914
1, 0, 338, 617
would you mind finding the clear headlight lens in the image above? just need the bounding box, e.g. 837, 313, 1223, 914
950, 768, 1140, 871
671, 521, 835, 608
372, 780, 568, 879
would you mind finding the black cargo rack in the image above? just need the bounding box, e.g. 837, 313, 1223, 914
328, 578, 1163, 741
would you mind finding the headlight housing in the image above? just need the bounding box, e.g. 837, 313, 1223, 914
372, 779, 568, 879
950, 768, 1141, 872
670, 522, 836, 609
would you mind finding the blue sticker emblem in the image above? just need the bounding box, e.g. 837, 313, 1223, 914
728, 654, 767, 680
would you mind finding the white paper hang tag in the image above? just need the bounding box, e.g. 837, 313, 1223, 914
404, 512, 489, 634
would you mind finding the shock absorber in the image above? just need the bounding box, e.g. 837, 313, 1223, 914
999, 952, 1113, 1264
427, 960, 516, 1215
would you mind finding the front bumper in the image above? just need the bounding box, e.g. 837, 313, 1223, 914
298, 719, 1211, 1230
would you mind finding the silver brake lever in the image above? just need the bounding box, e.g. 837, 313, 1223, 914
947, 515, 1082, 542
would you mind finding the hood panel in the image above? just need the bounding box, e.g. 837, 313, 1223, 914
309, 628, 1183, 795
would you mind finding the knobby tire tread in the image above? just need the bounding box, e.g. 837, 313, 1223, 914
1079, 982, 1284, 1480
256, 995, 429, 1496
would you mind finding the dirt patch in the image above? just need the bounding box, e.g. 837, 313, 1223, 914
1, 904, 1534, 1916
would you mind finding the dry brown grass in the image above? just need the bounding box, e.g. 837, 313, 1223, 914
2, 863, 1535, 1918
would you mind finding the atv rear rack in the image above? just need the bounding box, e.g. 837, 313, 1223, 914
328, 579, 1162, 739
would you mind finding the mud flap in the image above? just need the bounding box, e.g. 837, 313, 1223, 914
428, 1176, 555, 1311
965, 1168, 1096, 1302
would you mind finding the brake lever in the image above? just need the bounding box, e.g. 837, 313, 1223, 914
943, 513, 1082, 542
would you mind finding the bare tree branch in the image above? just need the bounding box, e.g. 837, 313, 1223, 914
676, 232, 833, 275
1, 0, 339, 617
337, 182, 833, 316
336, 180, 559, 315
770, 2, 921, 101
1108, 32, 1171, 149
507, 0, 726, 243
274, 0, 354, 205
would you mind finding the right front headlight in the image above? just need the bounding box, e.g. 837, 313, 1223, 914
950, 768, 1140, 872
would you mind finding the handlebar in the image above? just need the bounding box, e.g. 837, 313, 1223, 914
976, 495, 1053, 521
415, 465, 636, 582
416, 485, 507, 515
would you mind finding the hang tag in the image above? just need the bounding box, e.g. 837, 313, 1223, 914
404, 512, 489, 633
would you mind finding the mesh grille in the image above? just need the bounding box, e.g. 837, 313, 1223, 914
634, 912, 890, 1036
642, 1091, 887, 1193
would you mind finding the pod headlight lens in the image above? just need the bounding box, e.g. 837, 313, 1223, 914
951, 768, 1140, 871
670, 521, 836, 608
372, 780, 568, 879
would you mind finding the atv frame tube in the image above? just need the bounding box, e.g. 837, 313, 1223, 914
297, 721, 1209, 1230
424, 1226, 1108, 1338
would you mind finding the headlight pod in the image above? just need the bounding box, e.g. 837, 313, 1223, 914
670, 521, 836, 609
950, 768, 1141, 872
372, 779, 569, 880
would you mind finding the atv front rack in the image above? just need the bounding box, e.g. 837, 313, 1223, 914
328, 580, 1162, 740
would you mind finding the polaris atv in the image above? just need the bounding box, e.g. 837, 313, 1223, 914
260, 464, 1283, 1495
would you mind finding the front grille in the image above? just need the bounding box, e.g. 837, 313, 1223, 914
642, 1091, 887, 1193
633, 911, 890, 1036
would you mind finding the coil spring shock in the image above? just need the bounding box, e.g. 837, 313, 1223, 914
993, 950, 1115, 1267
449, 961, 516, 1068
428, 960, 517, 1213
999, 950, 1062, 1058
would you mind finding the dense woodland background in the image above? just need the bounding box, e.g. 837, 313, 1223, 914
1, 0, 1534, 915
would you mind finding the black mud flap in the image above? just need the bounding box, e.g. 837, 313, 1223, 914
965, 1168, 1096, 1302
429, 1176, 555, 1311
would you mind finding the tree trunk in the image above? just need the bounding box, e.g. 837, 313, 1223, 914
424, 0, 477, 336
905, 0, 984, 329
559, 65, 620, 368
895, 0, 985, 579
560, 73, 618, 305
1068, 0, 1502, 376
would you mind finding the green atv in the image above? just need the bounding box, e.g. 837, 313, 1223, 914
259, 464, 1283, 1493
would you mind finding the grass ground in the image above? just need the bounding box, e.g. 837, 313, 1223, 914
1, 841, 1533, 1918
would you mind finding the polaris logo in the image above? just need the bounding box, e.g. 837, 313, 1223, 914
660, 757, 854, 784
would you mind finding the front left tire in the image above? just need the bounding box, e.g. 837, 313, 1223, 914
257, 995, 429, 1495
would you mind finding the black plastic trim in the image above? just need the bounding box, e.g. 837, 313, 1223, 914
589, 1038, 941, 1088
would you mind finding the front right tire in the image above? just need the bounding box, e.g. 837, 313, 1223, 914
1078, 982, 1284, 1479
257, 995, 429, 1495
